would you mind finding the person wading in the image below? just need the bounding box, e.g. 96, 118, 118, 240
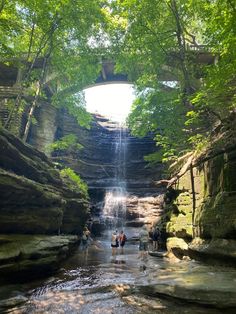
118, 230, 127, 254
139, 225, 149, 260
81, 227, 91, 259
111, 231, 119, 256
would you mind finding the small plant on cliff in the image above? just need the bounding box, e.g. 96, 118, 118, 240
49, 134, 83, 157
60, 167, 88, 196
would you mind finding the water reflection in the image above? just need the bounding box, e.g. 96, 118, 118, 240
110, 258, 126, 265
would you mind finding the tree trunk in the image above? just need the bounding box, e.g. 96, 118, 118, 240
169, 0, 194, 99
22, 56, 48, 142
4, 18, 59, 130
22, 82, 40, 142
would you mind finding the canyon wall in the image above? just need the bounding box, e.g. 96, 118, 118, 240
0, 126, 89, 275
3, 99, 235, 265
0, 127, 89, 234
28, 103, 165, 231
162, 118, 236, 264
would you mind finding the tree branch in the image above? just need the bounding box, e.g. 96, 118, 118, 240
155, 153, 194, 188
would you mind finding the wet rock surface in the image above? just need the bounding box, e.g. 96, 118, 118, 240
188, 237, 236, 265
0, 234, 79, 278
126, 195, 164, 227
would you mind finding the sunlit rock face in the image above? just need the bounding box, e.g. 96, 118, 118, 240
125, 195, 164, 227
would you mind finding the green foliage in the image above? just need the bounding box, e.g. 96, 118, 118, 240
0, 0, 108, 131
187, 133, 209, 153
144, 151, 165, 164
127, 87, 189, 162
111, 0, 236, 164
49, 134, 83, 154
191, 60, 236, 118
52, 92, 92, 129
60, 167, 88, 196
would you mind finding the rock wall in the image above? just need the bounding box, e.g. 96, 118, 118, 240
163, 144, 236, 265
0, 127, 89, 235
8, 100, 236, 266
0, 234, 79, 278
0, 127, 90, 276
28, 105, 165, 231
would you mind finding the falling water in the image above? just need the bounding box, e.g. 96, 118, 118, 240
102, 123, 128, 229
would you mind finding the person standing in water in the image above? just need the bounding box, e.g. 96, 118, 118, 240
139, 225, 149, 260
111, 231, 119, 256
152, 227, 161, 251
118, 230, 127, 254
81, 227, 91, 259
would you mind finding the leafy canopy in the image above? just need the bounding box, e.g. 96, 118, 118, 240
1, 0, 236, 164
107, 0, 236, 163
0, 0, 109, 130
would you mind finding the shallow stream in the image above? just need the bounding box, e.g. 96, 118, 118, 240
1, 229, 236, 314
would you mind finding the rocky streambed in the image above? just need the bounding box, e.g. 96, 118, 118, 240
1, 231, 236, 313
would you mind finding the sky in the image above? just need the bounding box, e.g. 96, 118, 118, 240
84, 84, 136, 122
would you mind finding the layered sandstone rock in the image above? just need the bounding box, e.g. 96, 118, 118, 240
0, 127, 89, 235
28, 106, 164, 231
161, 117, 236, 264
0, 234, 79, 277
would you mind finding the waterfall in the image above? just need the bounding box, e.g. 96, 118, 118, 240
102, 123, 128, 229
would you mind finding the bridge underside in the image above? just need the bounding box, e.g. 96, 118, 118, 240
0, 48, 216, 89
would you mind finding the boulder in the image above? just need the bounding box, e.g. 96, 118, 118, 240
166, 237, 189, 259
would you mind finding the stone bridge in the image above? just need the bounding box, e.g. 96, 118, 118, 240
0, 46, 216, 95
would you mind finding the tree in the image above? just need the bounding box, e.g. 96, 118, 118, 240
108, 0, 236, 163
1, 0, 108, 138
